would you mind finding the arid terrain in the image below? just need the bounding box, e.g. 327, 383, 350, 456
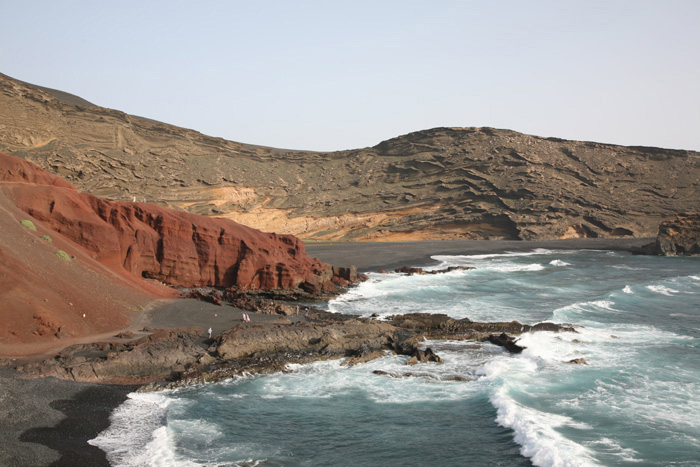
2, 72, 698, 242
1, 71, 699, 466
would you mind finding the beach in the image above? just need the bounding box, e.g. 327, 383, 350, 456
0, 237, 654, 466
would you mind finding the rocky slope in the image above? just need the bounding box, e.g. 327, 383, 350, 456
2, 72, 699, 241
0, 153, 340, 354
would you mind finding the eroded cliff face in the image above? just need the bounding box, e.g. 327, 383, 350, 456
654, 214, 700, 256
0, 153, 332, 290
2, 72, 699, 241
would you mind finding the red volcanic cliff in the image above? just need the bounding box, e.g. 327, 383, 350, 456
0, 153, 333, 291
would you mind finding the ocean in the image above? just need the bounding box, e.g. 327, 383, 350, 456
90, 248, 700, 466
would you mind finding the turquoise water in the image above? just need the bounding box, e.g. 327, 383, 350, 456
91, 249, 700, 466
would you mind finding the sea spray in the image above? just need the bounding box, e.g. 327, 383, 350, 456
91, 250, 700, 466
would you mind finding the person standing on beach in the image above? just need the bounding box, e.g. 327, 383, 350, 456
208, 327, 212, 339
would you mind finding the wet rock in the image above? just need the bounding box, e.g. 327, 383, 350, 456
393, 265, 474, 275
405, 347, 443, 365
341, 349, 387, 367
395, 266, 426, 275
372, 370, 469, 381
488, 333, 525, 353
388, 313, 573, 342
567, 358, 588, 364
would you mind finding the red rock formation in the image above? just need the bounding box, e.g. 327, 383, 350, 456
0, 153, 332, 290
0, 152, 74, 188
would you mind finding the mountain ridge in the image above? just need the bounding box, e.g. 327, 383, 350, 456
2, 72, 698, 241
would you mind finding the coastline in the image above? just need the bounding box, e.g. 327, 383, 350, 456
0, 237, 653, 466
305, 237, 652, 271
0, 374, 137, 467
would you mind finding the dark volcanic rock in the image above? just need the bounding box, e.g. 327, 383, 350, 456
394, 265, 474, 275
16, 328, 210, 384
14, 310, 576, 386
212, 320, 396, 361
488, 333, 525, 353
2, 73, 699, 242
388, 313, 574, 341
653, 214, 700, 256
405, 347, 444, 365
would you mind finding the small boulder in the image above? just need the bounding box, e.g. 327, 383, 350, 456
488, 333, 525, 353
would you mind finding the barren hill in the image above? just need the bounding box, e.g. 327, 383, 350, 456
2, 72, 698, 241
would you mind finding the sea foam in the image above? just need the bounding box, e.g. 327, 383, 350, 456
490, 387, 601, 467
89, 392, 185, 467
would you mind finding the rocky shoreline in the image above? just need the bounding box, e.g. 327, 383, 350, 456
11, 283, 574, 388
1, 306, 573, 467
1, 307, 572, 467
0, 236, 678, 466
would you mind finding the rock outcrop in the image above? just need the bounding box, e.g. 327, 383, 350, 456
0, 152, 334, 291
2, 73, 698, 242
653, 214, 700, 256
487, 333, 525, 354
212, 320, 396, 361
13, 311, 575, 385
17, 328, 210, 383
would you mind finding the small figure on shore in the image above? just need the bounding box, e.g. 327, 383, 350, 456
208, 327, 212, 339
242, 313, 251, 322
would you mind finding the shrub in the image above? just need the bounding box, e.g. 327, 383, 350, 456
40, 235, 52, 243
55, 250, 71, 261
20, 220, 36, 231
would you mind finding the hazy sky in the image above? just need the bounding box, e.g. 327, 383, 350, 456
3, 1, 699, 151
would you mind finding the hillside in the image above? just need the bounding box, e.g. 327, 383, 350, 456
0, 153, 340, 355
2, 72, 698, 241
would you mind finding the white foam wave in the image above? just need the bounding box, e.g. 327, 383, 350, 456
611, 265, 650, 271
551, 300, 622, 322
89, 392, 188, 467
259, 352, 491, 405
490, 387, 601, 467
571, 377, 700, 438
622, 285, 633, 294
550, 259, 571, 267
585, 438, 642, 463
482, 263, 545, 273
646, 285, 680, 296
432, 248, 569, 263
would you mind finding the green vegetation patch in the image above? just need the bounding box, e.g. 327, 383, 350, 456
20, 219, 37, 231
55, 250, 71, 261
40, 235, 53, 243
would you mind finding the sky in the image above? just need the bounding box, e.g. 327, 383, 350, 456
2, 0, 700, 152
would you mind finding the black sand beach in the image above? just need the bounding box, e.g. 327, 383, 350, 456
0, 238, 653, 466
305, 237, 651, 272
0, 374, 137, 467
